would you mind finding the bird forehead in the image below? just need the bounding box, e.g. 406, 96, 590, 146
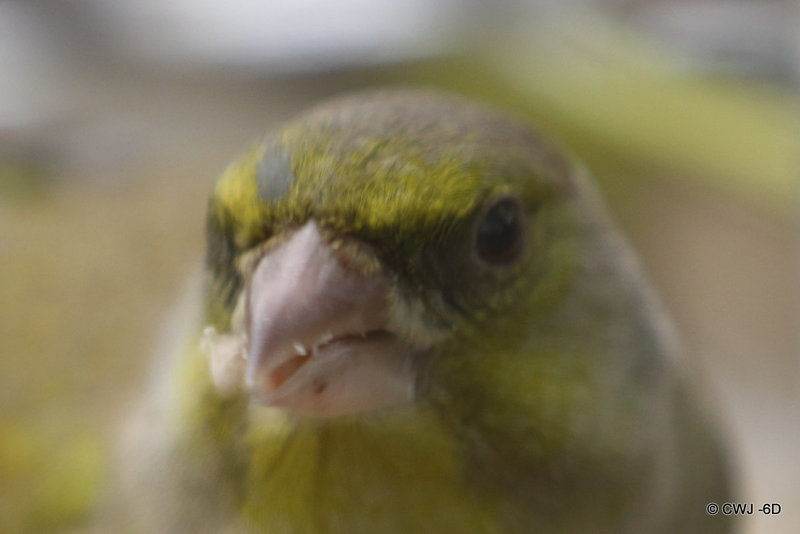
213, 135, 490, 246
289, 137, 485, 225
210, 91, 571, 249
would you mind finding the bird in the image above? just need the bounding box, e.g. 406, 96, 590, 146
105, 89, 732, 533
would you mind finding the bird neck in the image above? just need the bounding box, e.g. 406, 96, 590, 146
189, 396, 501, 532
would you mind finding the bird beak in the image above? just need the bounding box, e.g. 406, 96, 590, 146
241, 220, 416, 416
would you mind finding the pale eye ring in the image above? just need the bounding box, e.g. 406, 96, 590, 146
473, 195, 525, 266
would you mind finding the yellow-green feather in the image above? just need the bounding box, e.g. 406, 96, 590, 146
175, 336, 503, 533
158, 90, 732, 533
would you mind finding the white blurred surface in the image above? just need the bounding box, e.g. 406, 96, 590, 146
88, 0, 467, 70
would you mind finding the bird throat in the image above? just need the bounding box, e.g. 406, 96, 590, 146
237, 409, 498, 532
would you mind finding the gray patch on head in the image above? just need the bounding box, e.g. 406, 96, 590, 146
256, 146, 293, 202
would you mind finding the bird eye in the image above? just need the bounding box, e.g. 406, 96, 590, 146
474, 196, 525, 266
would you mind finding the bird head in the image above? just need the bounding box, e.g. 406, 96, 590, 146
201, 90, 578, 418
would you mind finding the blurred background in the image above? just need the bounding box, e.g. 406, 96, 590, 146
0, 1, 797, 533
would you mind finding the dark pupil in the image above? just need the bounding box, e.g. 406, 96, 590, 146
476, 198, 523, 265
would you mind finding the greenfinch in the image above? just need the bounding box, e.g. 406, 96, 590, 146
108, 89, 732, 533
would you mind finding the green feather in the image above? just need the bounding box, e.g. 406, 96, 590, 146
113, 89, 731, 533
